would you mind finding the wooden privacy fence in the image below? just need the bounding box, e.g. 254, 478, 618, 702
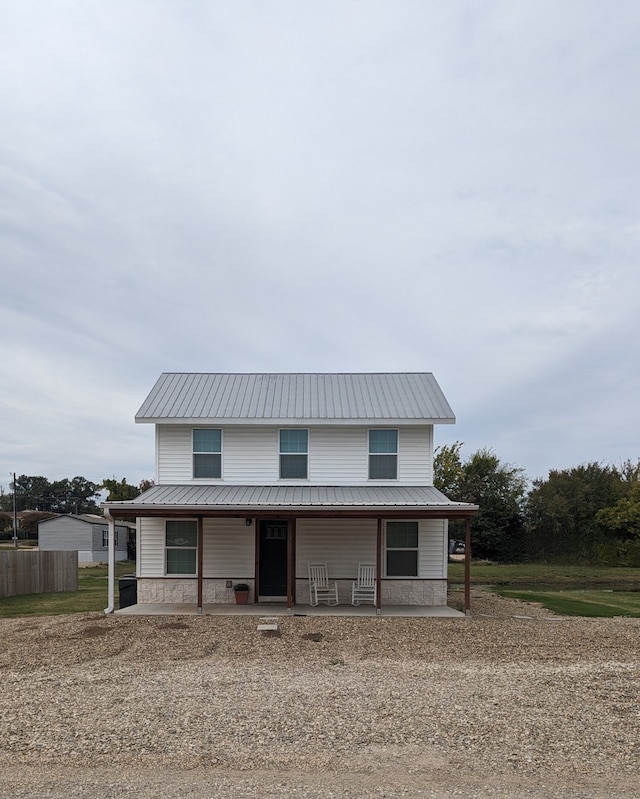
0, 551, 78, 599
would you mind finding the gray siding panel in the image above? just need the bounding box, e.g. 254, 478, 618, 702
39, 516, 128, 560
39, 517, 90, 551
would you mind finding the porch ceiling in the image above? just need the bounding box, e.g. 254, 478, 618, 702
103, 484, 478, 520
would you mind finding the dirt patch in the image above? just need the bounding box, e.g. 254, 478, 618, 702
80, 625, 110, 637
157, 621, 190, 630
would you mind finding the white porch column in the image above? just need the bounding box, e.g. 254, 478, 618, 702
104, 509, 116, 614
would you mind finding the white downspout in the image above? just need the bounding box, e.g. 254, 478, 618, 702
104, 508, 116, 614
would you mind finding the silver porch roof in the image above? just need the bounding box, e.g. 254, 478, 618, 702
104, 484, 477, 513
135, 373, 455, 425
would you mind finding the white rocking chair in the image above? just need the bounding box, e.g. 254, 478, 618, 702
352, 563, 376, 606
308, 562, 339, 606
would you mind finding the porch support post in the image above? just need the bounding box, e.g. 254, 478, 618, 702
464, 515, 472, 615
376, 517, 382, 614
287, 518, 296, 610
196, 515, 203, 614
254, 518, 259, 603
104, 509, 116, 614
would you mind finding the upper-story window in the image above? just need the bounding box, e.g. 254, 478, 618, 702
368, 429, 398, 479
279, 429, 308, 479
193, 429, 222, 479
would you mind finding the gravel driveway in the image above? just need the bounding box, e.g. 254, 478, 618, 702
1, 590, 638, 798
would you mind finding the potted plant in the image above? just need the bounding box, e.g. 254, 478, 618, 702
233, 583, 250, 605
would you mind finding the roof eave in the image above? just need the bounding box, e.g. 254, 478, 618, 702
103, 502, 478, 519
135, 417, 456, 426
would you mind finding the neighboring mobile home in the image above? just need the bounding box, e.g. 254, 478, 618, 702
103, 372, 477, 612
38, 514, 131, 563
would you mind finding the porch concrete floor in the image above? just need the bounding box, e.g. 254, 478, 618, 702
114, 603, 464, 618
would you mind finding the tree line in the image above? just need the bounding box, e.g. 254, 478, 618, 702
0, 476, 153, 533
3, 454, 640, 565
435, 443, 640, 565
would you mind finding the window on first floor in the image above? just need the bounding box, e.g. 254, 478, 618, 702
279, 428, 308, 479
385, 521, 419, 577
369, 429, 398, 479
165, 520, 197, 575
102, 529, 118, 548
193, 428, 222, 479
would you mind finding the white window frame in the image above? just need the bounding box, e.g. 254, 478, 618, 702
368, 429, 398, 480
192, 428, 222, 480
102, 528, 118, 548
385, 520, 419, 577
165, 519, 198, 576
279, 428, 309, 480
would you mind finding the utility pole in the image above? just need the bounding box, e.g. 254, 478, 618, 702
12, 472, 18, 549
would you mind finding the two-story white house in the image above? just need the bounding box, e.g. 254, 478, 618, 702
103, 372, 477, 613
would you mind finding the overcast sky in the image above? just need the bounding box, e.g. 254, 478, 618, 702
1, 1, 639, 493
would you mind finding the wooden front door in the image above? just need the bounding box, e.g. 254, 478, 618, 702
258, 520, 288, 598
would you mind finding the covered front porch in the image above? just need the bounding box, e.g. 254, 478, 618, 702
103, 484, 478, 616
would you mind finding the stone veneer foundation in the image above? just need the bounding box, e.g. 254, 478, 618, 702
136, 578, 446, 607
295, 578, 447, 606
136, 578, 255, 605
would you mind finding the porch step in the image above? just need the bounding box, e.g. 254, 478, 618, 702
257, 616, 279, 632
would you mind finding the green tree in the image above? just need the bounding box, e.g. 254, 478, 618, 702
435, 444, 527, 561
524, 462, 626, 562
460, 449, 527, 561
12, 475, 52, 511
11, 475, 101, 514
596, 482, 640, 540
101, 477, 154, 501
433, 442, 465, 497
595, 462, 640, 542
0, 485, 11, 513
101, 477, 141, 502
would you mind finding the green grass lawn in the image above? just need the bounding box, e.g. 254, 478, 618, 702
447, 561, 640, 587
0, 561, 135, 618
496, 589, 640, 617
448, 561, 640, 617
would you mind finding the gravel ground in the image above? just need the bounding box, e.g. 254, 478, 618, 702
0, 590, 639, 798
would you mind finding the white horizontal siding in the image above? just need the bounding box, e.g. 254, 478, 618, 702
296, 519, 377, 579
157, 425, 192, 483
223, 427, 278, 483
155, 424, 434, 486
138, 517, 255, 579
202, 518, 255, 577
398, 427, 432, 484
138, 517, 166, 577
308, 428, 367, 483
138, 516, 446, 582
296, 517, 445, 580
418, 518, 446, 578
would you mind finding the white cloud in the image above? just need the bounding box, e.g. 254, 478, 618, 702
1, 1, 639, 484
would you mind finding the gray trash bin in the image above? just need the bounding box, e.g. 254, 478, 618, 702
119, 575, 137, 609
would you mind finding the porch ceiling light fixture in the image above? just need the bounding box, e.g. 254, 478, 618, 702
245, 517, 252, 526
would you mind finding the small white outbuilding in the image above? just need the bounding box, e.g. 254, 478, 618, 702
38, 514, 132, 563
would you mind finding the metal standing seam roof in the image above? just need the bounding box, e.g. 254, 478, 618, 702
104, 484, 475, 510
135, 373, 456, 424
